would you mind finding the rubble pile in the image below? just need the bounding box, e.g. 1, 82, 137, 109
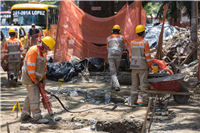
148, 108, 176, 122
181, 59, 199, 81
162, 29, 198, 65
55, 88, 125, 105
95, 121, 142, 133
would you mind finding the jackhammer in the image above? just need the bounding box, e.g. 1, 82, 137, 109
38, 82, 55, 122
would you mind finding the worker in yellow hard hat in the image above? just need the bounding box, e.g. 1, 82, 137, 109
20, 36, 55, 124
3, 28, 26, 87
106, 25, 128, 91
128, 25, 152, 106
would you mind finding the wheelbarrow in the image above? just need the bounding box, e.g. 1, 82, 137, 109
138, 73, 192, 107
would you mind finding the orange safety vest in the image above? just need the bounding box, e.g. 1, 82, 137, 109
106, 34, 127, 59
3, 38, 26, 62
21, 45, 47, 85
129, 37, 152, 69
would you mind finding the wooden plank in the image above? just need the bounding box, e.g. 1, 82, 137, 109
156, 4, 169, 59
180, 42, 199, 65
137, 90, 192, 95
141, 98, 152, 133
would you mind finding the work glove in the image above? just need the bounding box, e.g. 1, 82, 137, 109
149, 67, 152, 72
4, 59, 8, 64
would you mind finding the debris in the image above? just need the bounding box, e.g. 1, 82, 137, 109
20, 124, 32, 130
95, 121, 142, 133
70, 122, 84, 129
161, 29, 199, 65
55, 117, 62, 121
70, 91, 79, 97
104, 93, 111, 104
89, 120, 96, 125
130, 115, 135, 118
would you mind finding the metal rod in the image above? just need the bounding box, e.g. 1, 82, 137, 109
164, 94, 172, 109
51, 116, 55, 123
148, 95, 158, 132
7, 122, 10, 133
16, 102, 18, 118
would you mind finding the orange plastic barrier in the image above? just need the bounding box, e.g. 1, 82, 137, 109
54, 1, 146, 62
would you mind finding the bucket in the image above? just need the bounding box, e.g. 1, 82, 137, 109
153, 63, 158, 73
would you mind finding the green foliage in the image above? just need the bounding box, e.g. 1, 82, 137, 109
3, 1, 29, 11
42, 1, 57, 5
144, 2, 162, 15
156, 1, 192, 21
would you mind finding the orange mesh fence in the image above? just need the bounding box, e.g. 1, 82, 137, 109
54, 1, 146, 62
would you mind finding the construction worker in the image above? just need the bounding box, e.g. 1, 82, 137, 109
129, 25, 152, 105
20, 36, 55, 124
3, 28, 26, 87
106, 25, 127, 91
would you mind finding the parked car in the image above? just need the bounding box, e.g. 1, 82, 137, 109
0, 11, 11, 26
0, 26, 28, 49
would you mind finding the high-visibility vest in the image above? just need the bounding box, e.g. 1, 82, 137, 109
130, 40, 149, 69
22, 46, 46, 85
107, 35, 124, 59
6, 40, 21, 62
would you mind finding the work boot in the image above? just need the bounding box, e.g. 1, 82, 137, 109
36, 118, 49, 124
12, 77, 18, 87
126, 97, 138, 106
10, 73, 14, 80
21, 116, 34, 123
115, 87, 120, 91
111, 86, 115, 90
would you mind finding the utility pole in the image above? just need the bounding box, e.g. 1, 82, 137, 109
191, 1, 197, 42
191, 1, 198, 60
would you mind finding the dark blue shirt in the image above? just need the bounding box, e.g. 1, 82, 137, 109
29, 28, 39, 35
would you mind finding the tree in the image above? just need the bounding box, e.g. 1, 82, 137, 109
143, 2, 162, 16
3, 1, 28, 11
156, 1, 192, 23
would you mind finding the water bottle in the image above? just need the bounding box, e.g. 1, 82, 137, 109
153, 63, 158, 73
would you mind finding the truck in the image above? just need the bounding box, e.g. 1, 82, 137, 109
0, 11, 11, 25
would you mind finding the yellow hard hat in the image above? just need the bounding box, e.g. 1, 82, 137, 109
112, 25, 121, 34
42, 36, 55, 51
113, 25, 121, 31
135, 25, 145, 33
8, 28, 17, 34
